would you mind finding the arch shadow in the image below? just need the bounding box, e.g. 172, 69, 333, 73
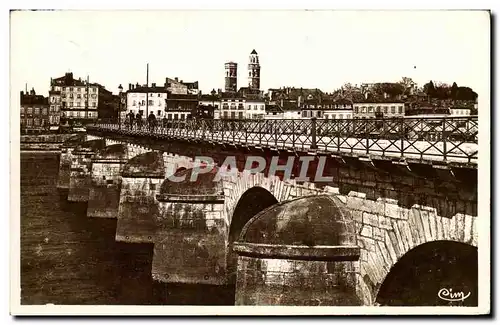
226, 186, 278, 284
376, 240, 478, 306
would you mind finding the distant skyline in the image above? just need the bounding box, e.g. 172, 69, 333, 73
11, 10, 489, 97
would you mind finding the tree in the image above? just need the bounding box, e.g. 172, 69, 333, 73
423, 81, 436, 98
456, 87, 478, 101
400, 77, 415, 95
451, 82, 458, 99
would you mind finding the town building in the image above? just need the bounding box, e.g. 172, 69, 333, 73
224, 62, 238, 93
47, 89, 61, 127
125, 83, 167, 119
198, 91, 220, 119
353, 100, 405, 119
165, 77, 199, 95
450, 107, 472, 116
50, 72, 114, 125
300, 96, 354, 119
264, 104, 284, 119
244, 98, 266, 120
20, 88, 50, 133
220, 92, 246, 119
165, 93, 199, 120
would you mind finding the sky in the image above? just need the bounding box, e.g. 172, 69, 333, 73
10, 10, 490, 97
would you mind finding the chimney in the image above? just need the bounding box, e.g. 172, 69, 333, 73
128, 83, 132, 90
180, 80, 183, 83
136, 82, 140, 88
175, 77, 179, 82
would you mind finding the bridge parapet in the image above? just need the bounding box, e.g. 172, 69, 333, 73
89, 115, 478, 166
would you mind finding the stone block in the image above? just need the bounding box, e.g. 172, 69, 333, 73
378, 215, 392, 230
363, 212, 379, 227
372, 226, 384, 241
360, 225, 373, 238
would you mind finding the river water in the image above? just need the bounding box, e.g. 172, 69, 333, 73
20, 152, 235, 305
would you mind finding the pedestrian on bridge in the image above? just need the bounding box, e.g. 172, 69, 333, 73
148, 112, 157, 133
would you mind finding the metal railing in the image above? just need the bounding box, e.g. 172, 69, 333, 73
88, 116, 478, 164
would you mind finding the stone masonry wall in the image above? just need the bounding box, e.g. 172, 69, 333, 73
235, 256, 360, 306
152, 201, 226, 285
341, 190, 478, 306
87, 161, 124, 218
116, 176, 162, 243
67, 151, 94, 202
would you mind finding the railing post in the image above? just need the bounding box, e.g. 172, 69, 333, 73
275, 120, 278, 147
310, 117, 318, 150
400, 117, 404, 158
442, 118, 447, 162
366, 119, 369, 155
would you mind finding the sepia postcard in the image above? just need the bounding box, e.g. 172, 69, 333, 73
10, 9, 491, 316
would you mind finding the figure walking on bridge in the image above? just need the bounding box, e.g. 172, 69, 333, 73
136, 112, 143, 130
127, 112, 135, 130
148, 112, 157, 133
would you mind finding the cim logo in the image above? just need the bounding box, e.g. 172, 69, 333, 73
438, 288, 471, 302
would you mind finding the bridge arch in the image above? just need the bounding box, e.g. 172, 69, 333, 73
357, 209, 478, 306
376, 240, 477, 306
226, 186, 278, 284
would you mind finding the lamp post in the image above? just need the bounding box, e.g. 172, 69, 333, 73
118, 84, 123, 129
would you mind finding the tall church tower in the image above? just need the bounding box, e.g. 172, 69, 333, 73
248, 49, 260, 90
224, 62, 238, 92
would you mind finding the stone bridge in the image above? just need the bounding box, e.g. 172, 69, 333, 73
55, 127, 478, 306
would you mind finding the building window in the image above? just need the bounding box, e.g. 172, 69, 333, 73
238, 112, 243, 119
384, 107, 388, 113
69, 87, 73, 92
391, 106, 396, 114
339, 114, 343, 119
148, 100, 154, 106
69, 93, 73, 99
398, 106, 403, 114
34, 107, 40, 115
157, 110, 162, 116
77, 87, 81, 92
42, 108, 47, 115
92, 102, 96, 107
76, 101, 81, 107
368, 106, 373, 113
174, 114, 178, 120
93, 88, 97, 93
